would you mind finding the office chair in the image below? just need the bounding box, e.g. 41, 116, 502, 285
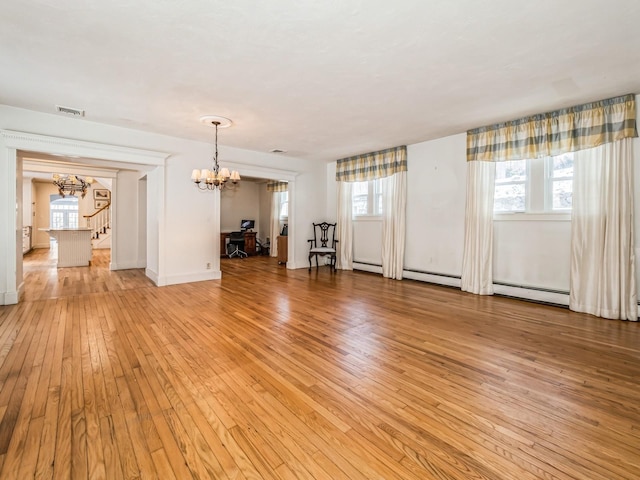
227, 231, 248, 258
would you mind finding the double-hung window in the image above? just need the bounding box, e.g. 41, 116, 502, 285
352, 179, 382, 216
547, 153, 574, 211
494, 160, 527, 212
494, 152, 573, 214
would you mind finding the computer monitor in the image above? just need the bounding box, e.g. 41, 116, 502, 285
240, 219, 255, 231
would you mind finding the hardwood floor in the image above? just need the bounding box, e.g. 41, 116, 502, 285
0, 249, 638, 479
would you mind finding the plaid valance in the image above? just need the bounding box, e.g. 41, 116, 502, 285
266, 181, 288, 192
336, 145, 407, 182
467, 93, 637, 162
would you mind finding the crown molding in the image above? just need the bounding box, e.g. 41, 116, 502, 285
1, 129, 170, 167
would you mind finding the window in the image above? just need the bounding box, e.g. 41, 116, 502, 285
50, 195, 79, 228
494, 160, 527, 212
548, 153, 573, 210
352, 179, 382, 216
494, 153, 573, 213
279, 191, 289, 219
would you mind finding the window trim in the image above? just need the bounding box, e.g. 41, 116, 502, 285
493, 154, 573, 218
545, 154, 574, 212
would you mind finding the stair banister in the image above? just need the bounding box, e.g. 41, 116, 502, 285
83, 203, 111, 239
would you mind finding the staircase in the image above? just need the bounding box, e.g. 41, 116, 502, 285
84, 203, 111, 249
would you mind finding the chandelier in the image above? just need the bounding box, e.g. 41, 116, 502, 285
52, 174, 93, 198
191, 115, 240, 190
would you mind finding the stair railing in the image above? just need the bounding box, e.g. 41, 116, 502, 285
83, 203, 111, 239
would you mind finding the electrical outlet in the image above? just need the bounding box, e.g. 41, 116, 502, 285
206, 262, 211, 269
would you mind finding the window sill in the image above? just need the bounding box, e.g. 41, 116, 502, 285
353, 215, 383, 222
494, 212, 571, 222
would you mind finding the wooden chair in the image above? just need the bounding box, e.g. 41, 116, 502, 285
308, 222, 338, 271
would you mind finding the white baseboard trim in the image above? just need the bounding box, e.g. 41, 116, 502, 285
493, 284, 569, 306
355, 264, 570, 307
403, 270, 461, 288
162, 270, 222, 286
288, 260, 314, 270
145, 268, 159, 285
2, 289, 20, 305
353, 262, 383, 274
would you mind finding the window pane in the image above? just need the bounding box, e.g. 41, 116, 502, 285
352, 195, 368, 215
352, 181, 368, 196
494, 184, 526, 212
280, 201, 288, 218
495, 160, 526, 184
50, 195, 78, 229
51, 212, 64, 229
552, 180, 572, 210
552, 153, 573, 178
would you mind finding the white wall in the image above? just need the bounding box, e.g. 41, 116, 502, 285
405, 134, 467, 276
493, 219, 571, 291
112, 170, 143, 270
220, 181, 260, 236
0, 104, 327, 303
336, 122, 640, 305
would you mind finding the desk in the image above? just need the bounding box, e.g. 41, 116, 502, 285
220, 231, 256, 256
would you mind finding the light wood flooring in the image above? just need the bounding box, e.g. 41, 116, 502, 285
0, 248, 638, 479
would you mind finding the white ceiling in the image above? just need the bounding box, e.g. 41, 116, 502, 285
2, 0, 639, 162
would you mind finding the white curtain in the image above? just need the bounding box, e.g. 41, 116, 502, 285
461, 161, 496, 295
381, 171, 407, 279
269, 191, 281, 258
336, 182, 353, 270
570, 138, 637, 320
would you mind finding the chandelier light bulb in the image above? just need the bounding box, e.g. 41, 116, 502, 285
192, 116, 240, 191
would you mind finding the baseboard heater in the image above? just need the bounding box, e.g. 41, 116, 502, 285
353, 262, 570, 308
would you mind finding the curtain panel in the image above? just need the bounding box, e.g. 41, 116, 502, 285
467, 94, 637, 162
461, 161, 496, 295
570, 138, 637, 320
336, 146, 407, 182
269, 192, 282, 258
381, 171, 407, 279
336, 182, 353, 270
267, 181, 288, 192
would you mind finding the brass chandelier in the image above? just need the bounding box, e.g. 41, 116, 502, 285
191, 115, 240, 190
52, 174, 93, 198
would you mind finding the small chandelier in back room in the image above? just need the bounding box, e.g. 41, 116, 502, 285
191, 115, 241, 191
52, 174, 93, 198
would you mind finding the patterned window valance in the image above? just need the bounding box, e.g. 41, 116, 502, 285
467, 93, 637, 162
266, 181, 288, 192
336, 145, 407, 182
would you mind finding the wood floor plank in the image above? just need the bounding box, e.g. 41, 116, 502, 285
0, 248, 638, 479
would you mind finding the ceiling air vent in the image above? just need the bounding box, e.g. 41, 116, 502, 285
56, 105, 85, 117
